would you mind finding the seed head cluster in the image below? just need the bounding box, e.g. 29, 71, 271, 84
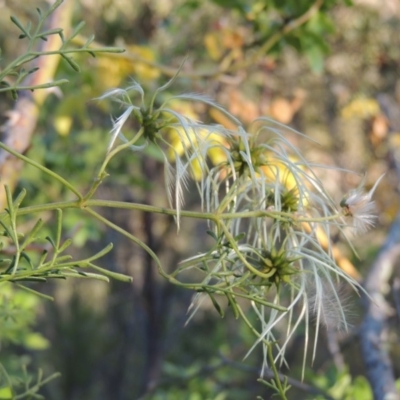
100, 78, 383, 376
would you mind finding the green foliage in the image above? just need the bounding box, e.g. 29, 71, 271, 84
0, 284, 48, 349
311, 367, 373, 400
0, 362, 60, 400
182, 0, 348, 72
1, 1, 388, 400
0, 187, 132, 289
0, 284, 60, 399
0, 0, 123, 99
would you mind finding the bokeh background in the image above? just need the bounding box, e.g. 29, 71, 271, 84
1, 0, 400, 399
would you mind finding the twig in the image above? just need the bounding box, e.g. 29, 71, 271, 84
360, 213, 400, 400
392, 278, 400, 319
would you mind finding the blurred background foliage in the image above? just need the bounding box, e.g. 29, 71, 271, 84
1, 0, 400, 399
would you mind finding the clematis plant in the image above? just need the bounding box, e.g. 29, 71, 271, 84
1, 2, 383, 398
0, 72, 382, 398
97, 75, 383, 393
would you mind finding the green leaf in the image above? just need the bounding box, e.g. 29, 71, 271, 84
24, 332, 50, 350
84, 34, 95, 47
206, 291, 224, 317
305, 45, 325, 74
63, 271, 109, 282
55, 209, 63, 249
60, 54, 80, 72
20, 252, 34, 269
83, 243, 113, 263
226, 292, 239, 319
15, 284, 54, 301
0, 386, 13, 400
88, 263, 133, 282
210, 0, 248, 13
45, 236, 56, 250
349, 376, 373, 400
206, 230, 218, 241
21, 219, 44, 250
10, 16, 31, 38
27, 67, 40, 75
12, 188, 27, 210
69, 21, 86, 41
58, 238, 72, 253
307, 12, 334, 35
234, 232, 246, 242
39, 28, 63, 37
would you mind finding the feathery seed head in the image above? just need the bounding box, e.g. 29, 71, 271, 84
265, 187, 299, 212
258, 247, 300, 286
340, 173, 384, 234
98, 79, 383, 378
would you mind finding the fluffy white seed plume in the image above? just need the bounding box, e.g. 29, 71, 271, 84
107, 106, 135, 153
341, 173, 385, 234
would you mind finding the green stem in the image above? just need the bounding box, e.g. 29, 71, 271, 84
203, 284, 286, 311
0, 80, 69, 93
14, 372, 61, 400
8, 199, 216, 221
236, 305, 289, 399
84, 128, 144, 200
83, 207, 171, 281
7, 198, 344, 226
235, 302, 285, 355
219, 223, 276, 279
267, 342, 288, 400
0, 141, 83, 200
82, 208, 278, 307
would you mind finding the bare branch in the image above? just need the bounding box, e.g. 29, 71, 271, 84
360, 213, 400, 400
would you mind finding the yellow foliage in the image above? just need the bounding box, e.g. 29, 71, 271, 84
389, 133, 400, 148
96, 44, 160, 88
168, 126, 228, 180
259, 158, 301, 193
0, 386, 13, 399
54, 115, 73, 136
166, 99, 199, 121
340, 97, 380, 119
165, 101, 306, 193
127, 44, 160, 81
204, 32, 223, 61
209, 107, 238, 130
204, 28, 245, 61
52, 95, 85, 136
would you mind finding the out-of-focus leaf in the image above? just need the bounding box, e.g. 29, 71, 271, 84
341, 97, 380, 119
95, 45, 159, 89
53, 115, 73, 136
305, 45, 325, 73
24, 332, 50, 350
0, 386, 13, 400
210, 0, 248, 13
204, 32, 223, 61
347, 376, 373, 400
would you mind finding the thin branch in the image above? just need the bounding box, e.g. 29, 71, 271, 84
360, 213, 400, 400
392, 278, 400, 319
